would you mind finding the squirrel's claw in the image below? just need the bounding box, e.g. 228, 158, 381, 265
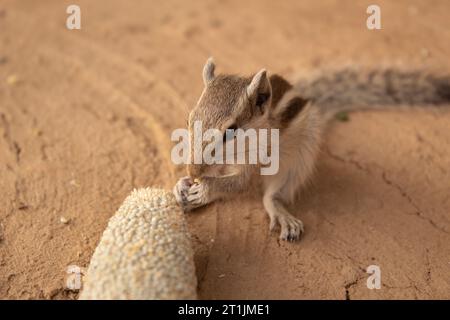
185, 181, 210, 210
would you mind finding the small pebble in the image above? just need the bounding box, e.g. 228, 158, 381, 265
69, 179, 80, 187
60, 217, 70, 224
18, 203, 29, 210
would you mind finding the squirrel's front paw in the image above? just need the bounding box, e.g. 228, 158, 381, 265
173, 176, 193, 208
173, 177, 210, 211
185, 181, 210, 210
270, 213, 304, 242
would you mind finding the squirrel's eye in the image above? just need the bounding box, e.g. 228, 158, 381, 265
223, 124, 238, 142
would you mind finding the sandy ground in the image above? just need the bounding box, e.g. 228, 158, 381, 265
1, 0, 450, 299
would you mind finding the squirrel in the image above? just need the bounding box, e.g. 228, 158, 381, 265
173, 57, 450, 241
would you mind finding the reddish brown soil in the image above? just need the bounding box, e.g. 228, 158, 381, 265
1, 0, 449, 299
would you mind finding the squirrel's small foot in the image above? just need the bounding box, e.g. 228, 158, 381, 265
173, 176, 193, 208
270, 213, 304, 242
173, 176, 209, 211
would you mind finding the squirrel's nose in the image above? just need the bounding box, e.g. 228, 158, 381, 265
187, 164, 203, 179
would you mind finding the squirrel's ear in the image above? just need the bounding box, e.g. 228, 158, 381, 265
246, 69, 272, 112
202, 57, 215, 86
247, 69, 267, 97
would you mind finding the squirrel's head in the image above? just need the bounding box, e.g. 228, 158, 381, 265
187, 58, 273, 178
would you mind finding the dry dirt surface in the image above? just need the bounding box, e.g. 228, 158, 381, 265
1, 0, 450, 299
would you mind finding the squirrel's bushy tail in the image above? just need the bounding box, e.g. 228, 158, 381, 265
293, 69, 450, 118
